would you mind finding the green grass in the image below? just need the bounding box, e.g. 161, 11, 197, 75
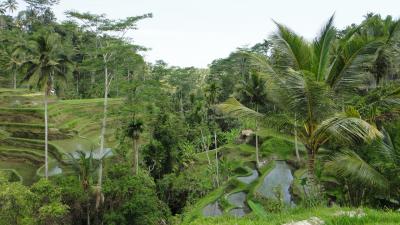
260, 137, 296, 160
185, 207, 400, 225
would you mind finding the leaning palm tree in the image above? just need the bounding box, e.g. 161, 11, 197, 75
218, 15, 383, 188
21, 31, 72, 179
126, 119, 144, 175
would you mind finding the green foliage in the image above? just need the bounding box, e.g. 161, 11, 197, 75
0, 179, 69, 225
157, 166, 214, 214
102, 163, 170, 225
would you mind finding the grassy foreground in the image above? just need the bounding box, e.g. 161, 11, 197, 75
186, 207, 400, 225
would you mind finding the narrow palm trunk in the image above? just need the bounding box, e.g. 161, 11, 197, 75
87, 200, 90, 225
97, 64, 108, 208
214, 131, 219, 187
44, 90, 49, 179
13, 71, 16, 89
255, 105, 260, 167
255, 122, 259, 167
76, 72, 80, 95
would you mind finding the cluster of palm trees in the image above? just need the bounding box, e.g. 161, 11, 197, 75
218, 14, 400, 202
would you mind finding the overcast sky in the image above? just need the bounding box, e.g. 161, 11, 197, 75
15, 0, 400, 68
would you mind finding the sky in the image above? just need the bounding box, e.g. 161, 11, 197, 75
15, 0, 400, 68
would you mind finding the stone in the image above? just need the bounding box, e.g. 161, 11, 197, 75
334, 209, 366, 218
282, 217, 324, 225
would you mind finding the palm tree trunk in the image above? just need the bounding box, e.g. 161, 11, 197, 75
76, 72, 80, 95
97, 63, 108, 208
13, 71, 16, 89
306, 148, 316, 187
255, 105, 260, 167
214, 131, 219, 187
44, 89, 49, 179
87, 199, 90, 225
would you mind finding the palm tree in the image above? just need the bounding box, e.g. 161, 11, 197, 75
2, 45, 24, 89
126, 119, 144, 175
21, 31, 72, 179
218, 15, 383, 188
68, 150, 101, 225
2, 0, 17, 14
205, 81, 221, 187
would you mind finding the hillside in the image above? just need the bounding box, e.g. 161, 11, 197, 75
0, 88, 122, 184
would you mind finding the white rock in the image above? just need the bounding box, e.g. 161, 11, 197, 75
334, 209, 366, 218
282, 217, 324, 225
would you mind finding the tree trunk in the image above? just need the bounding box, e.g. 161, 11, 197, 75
44, 89, 49, 179
255, 105, 260, 167
307, 148, 316, 186
13, 71, 16, 89
76, 72, 80, 96
87, 199, 90, 225
96, 63, 108, 208
214, 131, 219, 187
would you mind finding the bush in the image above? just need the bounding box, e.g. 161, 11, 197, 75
103, 163, 171, 225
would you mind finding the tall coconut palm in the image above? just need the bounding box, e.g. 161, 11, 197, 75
126, 119, 144, 175
2, 45, 24, 89
21, 31, 72, 179
218, 15, 383, 188
205, 81, 220, 187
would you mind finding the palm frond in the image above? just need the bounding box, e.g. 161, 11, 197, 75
312, 115, 382, 146
271, 69, 334, 122
328, 37, 383, 92
325, 150, 389, 191
270, 21, 313, 71
312, 14, 336, 81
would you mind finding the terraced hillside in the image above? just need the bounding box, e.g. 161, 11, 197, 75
0, 88, 122, 184
182, 130, 312, 224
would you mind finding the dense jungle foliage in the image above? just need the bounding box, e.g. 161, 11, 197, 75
0, 0, 400, 224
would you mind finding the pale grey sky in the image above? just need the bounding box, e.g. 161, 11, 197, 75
16, 0, 400, 68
